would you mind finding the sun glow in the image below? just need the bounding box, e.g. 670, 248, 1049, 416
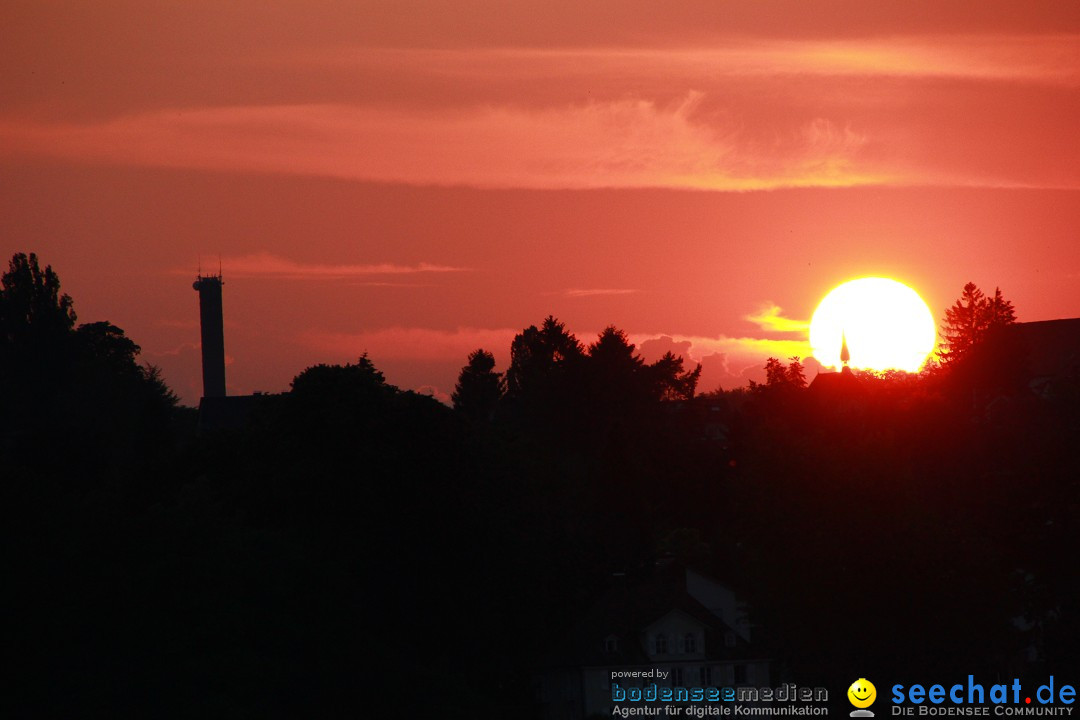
809, 278, 936, 373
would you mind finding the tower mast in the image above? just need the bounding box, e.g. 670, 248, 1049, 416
193, 272, 227, 398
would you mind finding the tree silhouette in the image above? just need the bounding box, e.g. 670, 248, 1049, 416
941, 281, 985, 362
72, 320, 177, 413
0, 252, 76, 329
452, 348, 504, 421
1, 252, 177, 482
582, 326, 651, 418
588, 326, 643, 381
505, 318, 705, 417
0, 252, 76, 352
985, 286, 1017, 331
940, 282, 1016, 363
74, 321, 142, 373
505, 315, 584, 399
785, 356, 807, 388
648, 351, 702, 401
289, 353, 393, 417
756, 356, 807, 390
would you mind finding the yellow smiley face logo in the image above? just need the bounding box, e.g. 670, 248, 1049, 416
848, 679, 876, 708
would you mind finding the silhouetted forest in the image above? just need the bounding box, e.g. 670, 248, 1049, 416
5, 254, 1079, 717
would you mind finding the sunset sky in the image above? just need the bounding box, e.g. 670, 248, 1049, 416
3, 1, 1079, 404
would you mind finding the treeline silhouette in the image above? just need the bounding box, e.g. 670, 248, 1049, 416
5, 254, 1078, 717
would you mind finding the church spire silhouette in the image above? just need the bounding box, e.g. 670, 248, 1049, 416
840, 331, 850, 367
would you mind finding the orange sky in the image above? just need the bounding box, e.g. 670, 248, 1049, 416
2, 1, 1079, 403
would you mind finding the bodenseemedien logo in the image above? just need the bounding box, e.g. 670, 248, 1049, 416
849, 678, 877, 717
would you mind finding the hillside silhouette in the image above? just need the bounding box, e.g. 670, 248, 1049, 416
5, 254, 1079, 717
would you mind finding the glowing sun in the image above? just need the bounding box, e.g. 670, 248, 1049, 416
809, 278, 936, 373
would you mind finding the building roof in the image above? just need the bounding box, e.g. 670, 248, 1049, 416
808, 365, 865, 397
1005, 318, 1080, 380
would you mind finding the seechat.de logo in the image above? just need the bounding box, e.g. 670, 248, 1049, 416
849, 678, 878, 717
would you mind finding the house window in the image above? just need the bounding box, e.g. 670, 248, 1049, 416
684, 633, 696, 653
725, 632, 736, 648
655, 634, 668, 654
673, 667, 684, 686
734, 664, 748, 685
700, 665, 711, 686
604, 635, 619, 654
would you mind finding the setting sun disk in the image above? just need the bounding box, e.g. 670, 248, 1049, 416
809, 277, 936, 373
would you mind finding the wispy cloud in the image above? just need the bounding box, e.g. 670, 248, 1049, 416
745, 303, 810, 334
0, 95, 887, 190
345, 281, 436, 288
173, 253, 468, 280
562, 288, 639, 297
306, 36, 1080, 85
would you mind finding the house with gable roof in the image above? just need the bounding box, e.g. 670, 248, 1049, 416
535, 563, 770, 720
